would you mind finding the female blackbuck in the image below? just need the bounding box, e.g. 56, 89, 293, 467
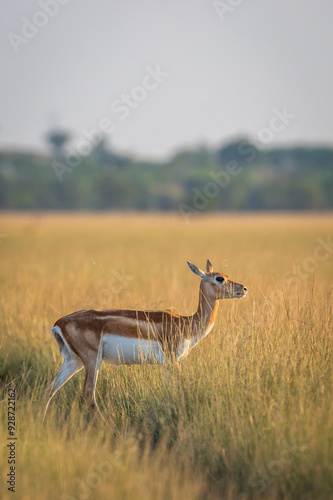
44, 260, 247, 418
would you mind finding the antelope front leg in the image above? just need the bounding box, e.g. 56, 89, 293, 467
162, 356, 182, 386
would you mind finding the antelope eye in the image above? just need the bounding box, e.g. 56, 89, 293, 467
215, 276, 225, 284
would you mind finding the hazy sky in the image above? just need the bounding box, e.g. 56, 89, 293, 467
1, 0, 333, 160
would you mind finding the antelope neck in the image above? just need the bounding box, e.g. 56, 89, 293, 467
192, 283, 219, 331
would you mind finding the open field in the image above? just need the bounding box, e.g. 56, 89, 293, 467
0, 212, 332, 500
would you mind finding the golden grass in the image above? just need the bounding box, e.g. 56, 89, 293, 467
0, 212, 332, 500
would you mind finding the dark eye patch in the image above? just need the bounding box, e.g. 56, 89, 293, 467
215, 276, 225, 283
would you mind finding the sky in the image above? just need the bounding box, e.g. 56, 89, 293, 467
1, 0, 333, 160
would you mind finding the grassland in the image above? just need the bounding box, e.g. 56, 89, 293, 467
0, 212, 332, 500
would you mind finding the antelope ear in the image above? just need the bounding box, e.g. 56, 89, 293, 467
206, 259, 213, 273
187, 261, 206, 279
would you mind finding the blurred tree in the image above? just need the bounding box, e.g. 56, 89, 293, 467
45, 129, 71, 157
1, 137, 332, 211
216, 138, 258, 166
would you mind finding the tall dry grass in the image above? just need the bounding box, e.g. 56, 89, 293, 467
0, 213, 332, 500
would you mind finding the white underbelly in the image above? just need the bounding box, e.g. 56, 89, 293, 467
101, 334, 164, 365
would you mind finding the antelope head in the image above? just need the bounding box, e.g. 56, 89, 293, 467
187, 259, 248, 300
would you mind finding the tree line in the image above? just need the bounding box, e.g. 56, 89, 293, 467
0, 136, 332, 211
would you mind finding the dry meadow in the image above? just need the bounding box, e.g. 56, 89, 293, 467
0, 212, 332, 500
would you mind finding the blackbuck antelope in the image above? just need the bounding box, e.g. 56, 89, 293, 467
44, 260, 247, 418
